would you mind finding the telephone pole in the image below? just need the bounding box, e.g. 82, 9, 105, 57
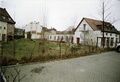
102, 1, 105, 48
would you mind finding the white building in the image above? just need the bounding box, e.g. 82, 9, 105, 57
44, 26, 74, 43
24, 17, 120, 48
24, 21, 42, 39
74, 17, 120, 48
0, 8, 16, 41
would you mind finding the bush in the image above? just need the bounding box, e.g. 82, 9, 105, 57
1, 56, 18, 66
70, 45, 80, 55
21, 56, 30, 63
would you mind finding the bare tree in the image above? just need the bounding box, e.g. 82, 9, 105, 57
98, 0, 120, 48
59, 37, 63, 58
37, 0, 48, 57
40, 0, 48, 40
70, 15, 78, 28
13, 25, 16, 57
4, 65, 26, 82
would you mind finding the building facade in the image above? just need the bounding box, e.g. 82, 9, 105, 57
0, 8, 16, 41
24, 21, 42, 39
24, 17, 120, 48
14, 28, 25, 39
74, 18, 120, 48
45, 28, 74, 43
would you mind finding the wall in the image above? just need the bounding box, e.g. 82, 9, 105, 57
73, 19, 120, 48
7, 23, 15, 36
0, 21, 7, 41
48, 34, 73, 43
24, 22, 42, 39
103, 32, 120, 48
74, 19, 100, 45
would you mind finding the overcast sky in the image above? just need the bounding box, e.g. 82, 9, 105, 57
0, 0, 120, 31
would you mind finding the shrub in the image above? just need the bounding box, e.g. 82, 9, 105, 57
1, 56, 18, 66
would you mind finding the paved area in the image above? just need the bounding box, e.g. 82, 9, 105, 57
6, 51, 120, 82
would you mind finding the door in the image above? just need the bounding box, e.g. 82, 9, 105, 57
71, 37, 73, 43
106, 37, 110, 48
27, 32, 31, 39
77, 38, 80, 44
2, 34, 6, 41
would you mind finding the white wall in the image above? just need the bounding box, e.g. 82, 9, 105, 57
103, 32, 120, 48
24, 22, 42, 39
48, 34, 73, 43
74, 19, 99, 45
0, 21, 7, 41
74, 19, 120, 48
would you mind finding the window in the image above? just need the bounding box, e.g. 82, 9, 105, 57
50, 36, 51, 39
4, 27, 6, 29
106, 33, 108, 35
116, 34, 118, 37
66, 36, 69, 42
57, 36, 60, 41
110, 38, 114, 46
110, 33, 112, 36
61, 36, 63, 41
83, 24, 86, 30
54, 36, 56, 40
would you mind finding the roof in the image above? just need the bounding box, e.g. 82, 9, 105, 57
75, 17, 119, 34
0, 8, 15, 24
41, 26, 57, 32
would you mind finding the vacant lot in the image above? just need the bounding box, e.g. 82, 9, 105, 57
0, 39, 108, 65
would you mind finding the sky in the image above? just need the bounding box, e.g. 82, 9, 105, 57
0, 0, 120, 31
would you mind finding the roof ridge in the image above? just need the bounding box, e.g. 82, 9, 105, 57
84, 17, 110, 24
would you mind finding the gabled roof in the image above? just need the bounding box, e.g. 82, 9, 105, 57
75, 17, 119, 34
0, 8, 15, 24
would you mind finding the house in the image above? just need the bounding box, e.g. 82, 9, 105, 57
47, 27, 74, 43
41, 27, 57, 40
74, 17, 120, 48
23, 17, 120, 48
24, 21, 42, 39
0, 8, 16, 41
14, 28, 25, 39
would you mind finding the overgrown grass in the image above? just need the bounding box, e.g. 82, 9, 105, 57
0, 39, 111, 66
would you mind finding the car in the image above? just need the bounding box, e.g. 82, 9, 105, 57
116, 43, 120, 52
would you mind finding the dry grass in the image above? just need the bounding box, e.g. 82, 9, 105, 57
0, 39, 112, 66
